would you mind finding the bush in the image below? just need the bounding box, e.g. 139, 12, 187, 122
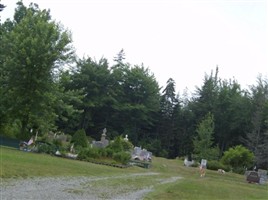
71, 129, 88, 148
105, 148, 114, 158
77, 148, 88, 160
36, 142, 57, 154
52, 139, 62, 147
98, 148, 107, 157
108, 136, 133, 152
221, 145, 254, 174
1, 121, 20, 139
207, 160, 230, 172
66, 134, 72, 142
122, 139, 134, 151
113, 151, 131, 165
77, 147, 100, 160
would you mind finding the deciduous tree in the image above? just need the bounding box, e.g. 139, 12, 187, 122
1, 2, 73, 139
193, 112, 219, 161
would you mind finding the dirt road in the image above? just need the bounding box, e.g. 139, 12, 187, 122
1, 173, 182, 200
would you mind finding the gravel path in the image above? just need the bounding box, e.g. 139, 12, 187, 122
1, 173, 182, 200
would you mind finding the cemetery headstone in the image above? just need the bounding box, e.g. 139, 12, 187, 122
92, 129, 109, 148
199, 159, 207, 177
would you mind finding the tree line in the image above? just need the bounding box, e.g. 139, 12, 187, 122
1, 1, 267, 169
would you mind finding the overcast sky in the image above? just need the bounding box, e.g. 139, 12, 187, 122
1, 0, 267, 94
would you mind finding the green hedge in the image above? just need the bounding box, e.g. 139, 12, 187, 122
77, 147, 131, 165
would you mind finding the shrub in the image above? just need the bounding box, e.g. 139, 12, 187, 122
122, 139, 134, 151
207, 160, 230, 172
86, 148, 99, 159
221, 145, 254, 174
66, 134, 72, 142
77, 148, 88, 160
98, 148, 107, 157
113, 151, 131, 165
77, 147, 100, 160
108, 136, 133, 152
1, 121, 20, 139
36, 142, 57, 154
105, 148, 114, 158
71, 129, 88, 148
52, 139, 62, 147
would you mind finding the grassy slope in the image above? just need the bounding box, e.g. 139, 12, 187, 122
146, 157, 268, 200
0, 146, 146, 178
1, 146, 267, 199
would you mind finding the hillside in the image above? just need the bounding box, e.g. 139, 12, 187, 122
1, 146, 267, 199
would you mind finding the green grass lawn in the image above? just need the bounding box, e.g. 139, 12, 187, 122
1, 146, 267, 199
0, 146, 145, 178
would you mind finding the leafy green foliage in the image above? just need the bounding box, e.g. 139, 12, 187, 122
112, 151, 131, 165
193, 112, 219, 161
207, 160, 230, 172
77, 135, 132, 164
71, 129, 88, 148
221, 145, 254, 173
77, 147, 100, 160
110, 64, 160, 144
215, 80, 251, 155
77, 146, 131, 165
1, 1, 268, 170
1, 2, 74, 139
35, 142, 57, 154
107, 136, 134, 152
54, 71, 84, 134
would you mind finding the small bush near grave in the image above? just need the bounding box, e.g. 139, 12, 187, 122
113, 151, 131, 165
77, 145, 131, 165
77, 147, 100, 160
71, 129, 88, 148
221, 145, 254, 174
98, 148, 108, 157
108, 136, 133, 152
52, 139, 62, 147
105, 148, 114, 157
207, 160, 230, 172
36, 142, 57, 154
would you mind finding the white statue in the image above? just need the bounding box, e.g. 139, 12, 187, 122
124, 134, 128, 141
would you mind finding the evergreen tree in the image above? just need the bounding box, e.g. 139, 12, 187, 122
0, 3, 5, 12
158, 78, 179, 157
242, 76, 268, 169
215, 79, 251, 154
113, 49, 125, 64
69, 57, 114, 139
117, 64, 160, 144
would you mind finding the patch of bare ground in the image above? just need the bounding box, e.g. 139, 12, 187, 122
1, 173, 182, 200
